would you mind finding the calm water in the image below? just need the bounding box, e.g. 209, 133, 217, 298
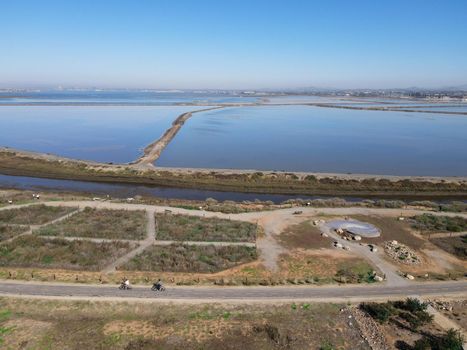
157, 105, 467, 176
397, 105, 467, 113
0, 174, 463, 202
0, 106, 207, 163
0, 91, 258, 105
0, 174, 364, 203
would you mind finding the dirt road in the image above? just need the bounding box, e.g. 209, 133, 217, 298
0, 280, 465, 302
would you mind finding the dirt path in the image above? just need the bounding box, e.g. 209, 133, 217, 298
0, 280, 465, 303
425, 231, 466, 239
421, 300, 467, 348
3, 200, 467, 277
132, 106, 224, 166
1, 208, 82, 244
37, 235, 255, 247
319, 222, 408, 286
101, 208, 156, 273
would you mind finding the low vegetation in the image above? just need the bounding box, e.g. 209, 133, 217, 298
361, 298, 433, 328
156, 213, 257, 242
0, 298, 368, 350
0, 225, 29, 241
0, 205, 76, 225
334, 262, 377, 284
409, 200, 467, 213
430, 235, 467, 259
280, 252, 376, 284
1, 149, 466, 197
411, 214, 467, 233
35, 207, 147, 240
121, 244, 257, 273
0, 235, 134, 271
413, 329, 464, 350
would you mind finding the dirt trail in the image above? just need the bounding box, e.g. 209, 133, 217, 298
425, 231, 466, 239
0, 280, 466, 302
101, 208, 156, 273
319, 222, 408, 286
1, 208, 82, 244
255, 212, 308, 271
132, 106, 223, 166
3, 200, 467, 277
37, 235, 255, 247
420, 299, 467, 349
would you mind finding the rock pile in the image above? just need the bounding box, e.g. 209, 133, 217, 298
351, 307, 390, 350
427, 299, 458, 312
384, 240, 420, 265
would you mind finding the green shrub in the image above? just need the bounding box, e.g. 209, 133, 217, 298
320, 341, 335, 350
412, 214, 467, 233
392, 298, 427, 313
155, 213, 257, 242
360, 302, 395, 323
414, 329, 464, 350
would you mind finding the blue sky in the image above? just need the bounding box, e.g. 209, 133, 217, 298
1, 0, 467, 89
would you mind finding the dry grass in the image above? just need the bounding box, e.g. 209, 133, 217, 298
279, 251, 376, 284
35, 207, 147, 240
120, 244, 257, 273
0, 204, 76, 225
0, 235, 135, 271
156, 213, 257, 242
430, 235, 467, 259
0, 298, 370, 350
278, 220, 330, 249
0, 225, 29, 241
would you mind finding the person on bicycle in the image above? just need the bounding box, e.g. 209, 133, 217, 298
121, 277, 131, 289
154, 278, 163, 291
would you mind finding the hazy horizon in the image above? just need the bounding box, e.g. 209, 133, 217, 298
2, 0, 467, 89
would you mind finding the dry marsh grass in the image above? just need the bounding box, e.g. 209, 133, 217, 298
0, 225, 29, 241
0, 235, 134, 271
0, 204, 76, 225
121, 243, 257, 273
36, 207, 147, 240
156, 213, 257, 242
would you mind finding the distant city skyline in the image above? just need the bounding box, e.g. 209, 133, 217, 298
1, 0, 467, 89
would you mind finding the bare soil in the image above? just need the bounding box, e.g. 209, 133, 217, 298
278, 220, 329, 249
430, 235, 467, 260
350, 214, 426, 250
0, 297, 370, 350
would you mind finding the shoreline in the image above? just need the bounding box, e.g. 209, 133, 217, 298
1, 147, 466, 198
0, 101, 466, 115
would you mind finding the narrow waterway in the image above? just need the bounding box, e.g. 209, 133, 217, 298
0, 174, 364, 203
0, 174, 463, 203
